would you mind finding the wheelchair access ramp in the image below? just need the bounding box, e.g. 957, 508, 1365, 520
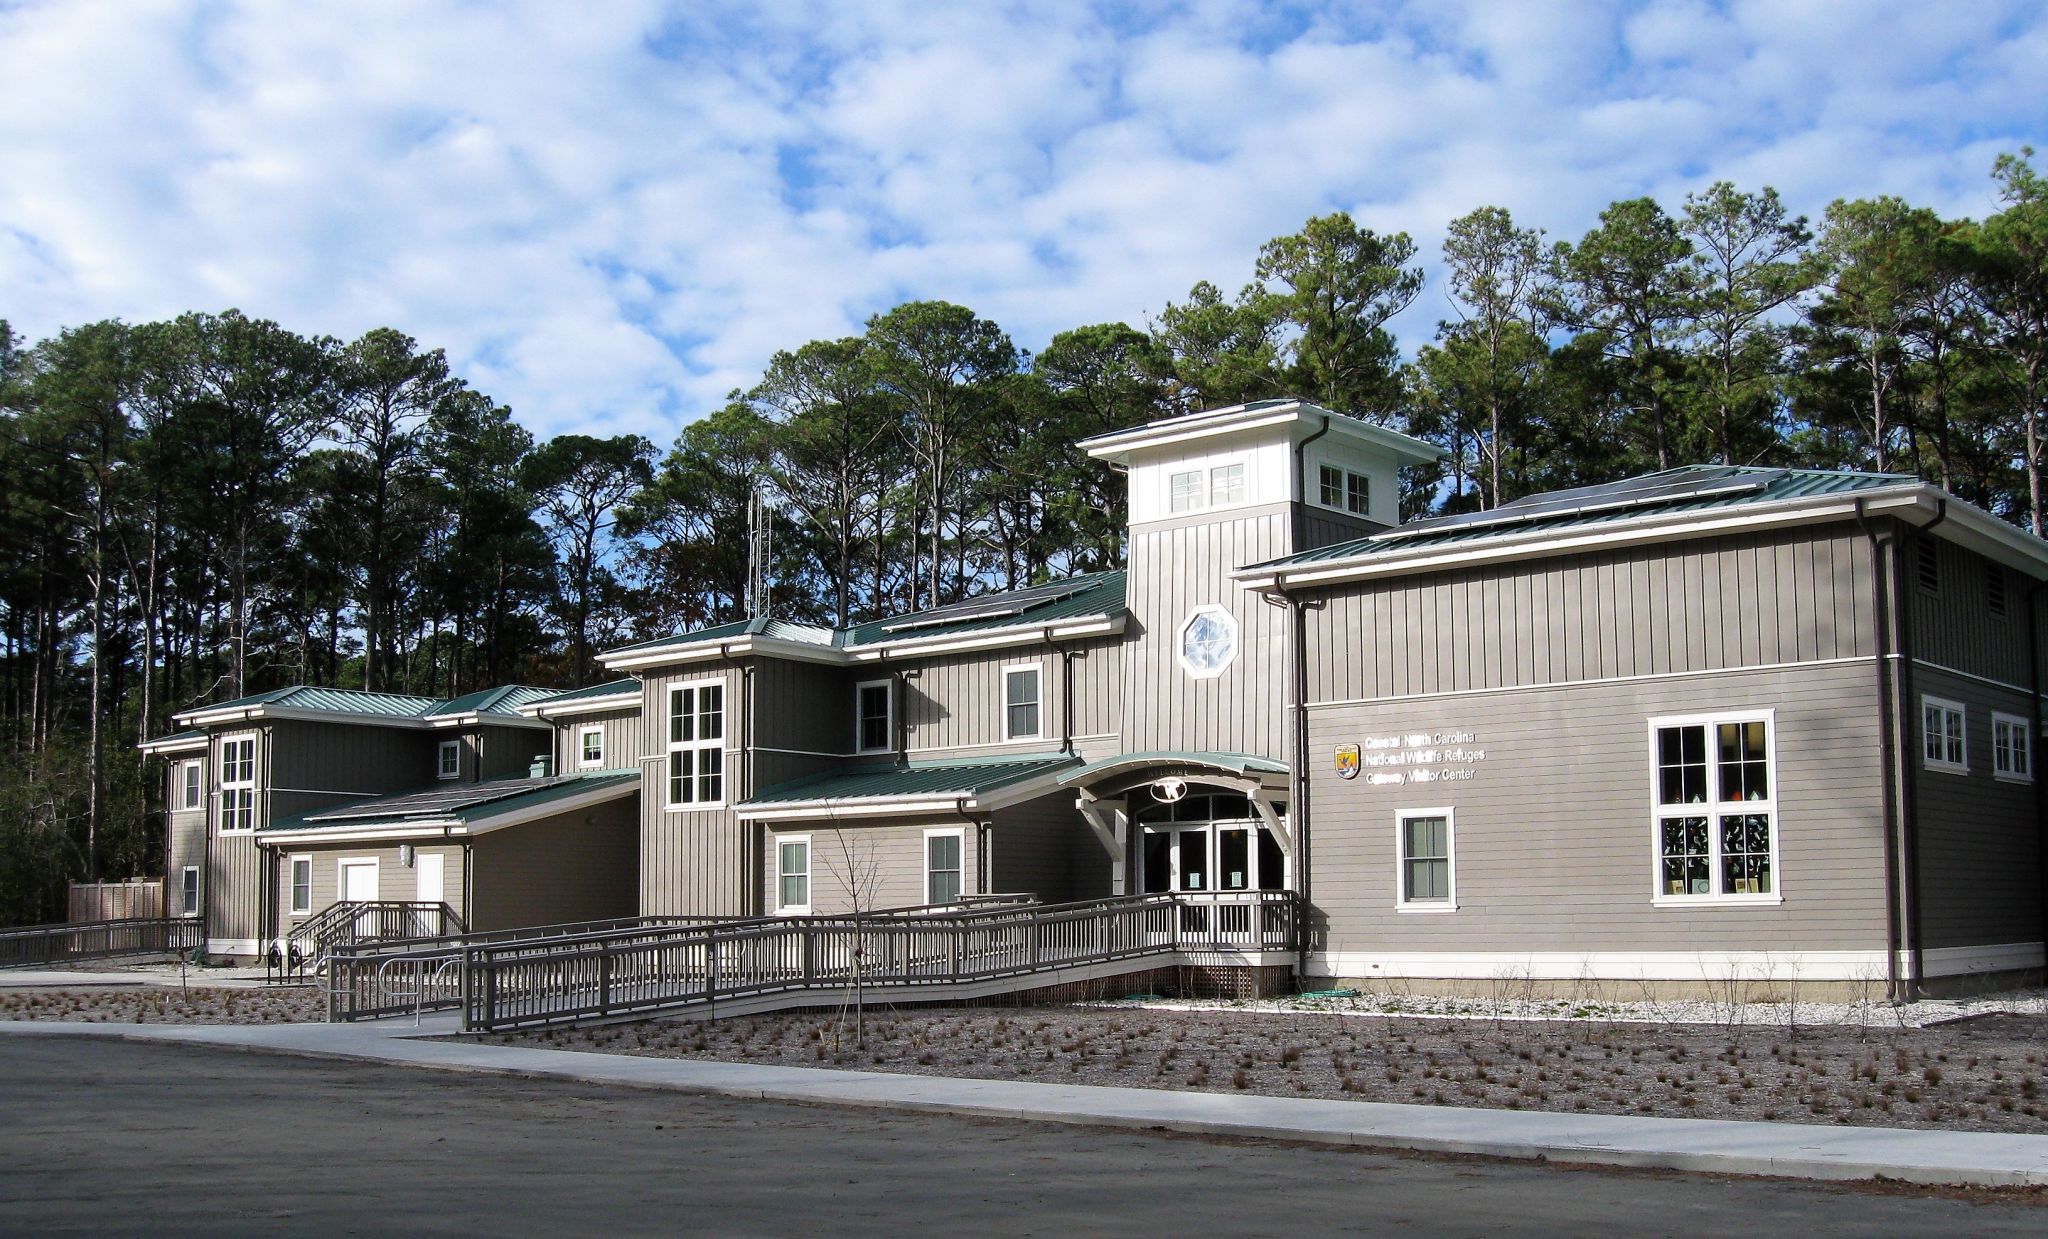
326, 892, 1300, 1032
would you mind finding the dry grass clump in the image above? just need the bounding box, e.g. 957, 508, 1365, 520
487, 1006, 2048, 1135
0, 986, 323, 1025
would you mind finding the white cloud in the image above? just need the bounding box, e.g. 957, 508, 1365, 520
1, 0, 2043, 442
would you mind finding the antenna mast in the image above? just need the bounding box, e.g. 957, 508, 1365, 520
746, 487, 774, 618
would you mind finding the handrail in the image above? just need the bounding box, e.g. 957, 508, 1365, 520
286, 900, 467, 975
0, 917, 205, 969
325, 890, 1300, 1027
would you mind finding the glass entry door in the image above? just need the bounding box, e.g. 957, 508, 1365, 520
1135, 791, 1288, 895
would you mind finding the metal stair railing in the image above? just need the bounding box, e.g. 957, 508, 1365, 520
286, 901, 467, 978
325, 890, 1299, 1028
0, 917, 205, 969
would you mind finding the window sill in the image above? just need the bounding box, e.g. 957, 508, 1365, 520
1994, 772, 2035, 785
1396, 903, 1457, 914
1651, 894, 1785, 909
664, 803, 727, 813
1000, 733, 1045, 745
1922, 761, 1969, 777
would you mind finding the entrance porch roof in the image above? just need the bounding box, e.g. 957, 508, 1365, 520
1056, 751, 1288, 789
736, 753, 1079, 822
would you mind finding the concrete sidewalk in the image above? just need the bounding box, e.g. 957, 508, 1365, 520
5, 1017, 2048, 1190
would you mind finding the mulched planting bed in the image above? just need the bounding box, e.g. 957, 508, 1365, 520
488, 1005, 2048, 1134
0, 987, 323, 1024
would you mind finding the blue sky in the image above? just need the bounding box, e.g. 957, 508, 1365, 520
2, 0, 2044, 442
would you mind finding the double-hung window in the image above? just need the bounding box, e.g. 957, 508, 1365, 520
1922, 696, 1967, 775
856, 680, 892, 754
666, 681, 725, 808
925, 829, 964, 905
1993, 711, 2033, 782
1650, 713, 1778, 903
437, 739, 461, 780
1003, 665, 1041, 741
577, 725, 605, 768
179, 760, 202, 810
1396, 810, 1454, 910
777, 836, 810, 913
289, 856, 312, 916
181, 866, 201, 917
219, 739, 255, 833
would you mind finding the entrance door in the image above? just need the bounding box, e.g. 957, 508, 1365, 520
339, 859, 378, 937
415, 853, 445, 932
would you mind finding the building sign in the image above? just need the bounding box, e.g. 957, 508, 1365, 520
1151, 776, 1189, 803
1343, 731, 1486, 787
1333, 744, 1360, 779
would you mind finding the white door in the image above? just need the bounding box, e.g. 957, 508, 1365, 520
415, 854, 445, 931
341, 860, 378, 902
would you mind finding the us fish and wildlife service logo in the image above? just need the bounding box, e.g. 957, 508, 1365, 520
1334, 743, 1361, 780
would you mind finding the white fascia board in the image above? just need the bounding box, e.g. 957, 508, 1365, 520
263, 779, 639, 845
1928, 499, 2048, 578
735, 796, 972, 822
171, 705, 434, 730
1237, 489, 1940, 592
1081, 403, 1441, 467
425, 713, 551, 732
846, 616, 1124, 661
600, 636, 845, 673
138, 735, 210, 756
519, 693, 642, 720
1083, 410, 1304, 462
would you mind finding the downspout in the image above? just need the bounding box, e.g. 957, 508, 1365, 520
1050, 639, 1077, 756
1261, 578, 1314, 978
1855, 500, 1904, 1002
1293, 414, 1333, 551
259, 723, 275, 956
895, 665, 920, 768
718, 642, 758, 917
2030, 579, 2048, 979
951, 797, 990, 897
1895, 499, 1946, 998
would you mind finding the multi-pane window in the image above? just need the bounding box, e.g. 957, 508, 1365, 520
437, 740, 461, 780
180, 760, 202, 810
1209, 462, 1245, 506
1993, 712, 2033, 782
1651, 714, 1776, 901
289, 856, 312, 915
1397, 811, 1453, 908
926, 830, 963, 905
219, 738, 255, 832
181, 866, 200, 917
666, 682, 725, 807
856, 680, 892, 753
1168, 470, 1204, 514
1316, 463, 1370, 515
777, 837, 810, 912
1004, 666, 1041, 740
578, 726, 605, 768
1922, 696, 1966, 774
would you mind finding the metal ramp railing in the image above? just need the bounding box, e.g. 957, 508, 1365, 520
275, 901, 468, 982
0, 917, 205, 969
326, 891, 1299, 1030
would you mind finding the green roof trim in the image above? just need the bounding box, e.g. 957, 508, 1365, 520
1249, 465, 1921, 572
739, 753, 1078, 809
1057, 751, 1289, 786
263, 770, 638, 835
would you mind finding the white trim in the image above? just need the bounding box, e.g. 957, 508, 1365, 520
287, 854, 312, 916
923, 827, 966, 905
178, 759, 203, 811
1911, 658, 2036, 696
1310, 948, 1891, 982
140, 733, 210, 756
1647, 709, 1783, 907
174, 704, 441, 729
179, 866, 201, 917
1394, 807, 1456, 912
602, 616, 1127, 672
258, 776, 638, 844
1922, 941, 2046, 977
1312, 457, 1372, 518
855, 678, 893, 755
520, 690, 642, 719
845, 616, 1124, 661
1920, 694, 1969, 776
1176, 604, 1238, 680
664, 678, 728, 811
437, 739, 462, 780
1308, 654, 1875, 711
575, 724, 606, 769
1992, 710, 2034, 783
205, 938, 260, 957
1002, 662, 1044, 742
775, 834, 812, 914
1078, 400, 1442, 467
218, 737, 256, 833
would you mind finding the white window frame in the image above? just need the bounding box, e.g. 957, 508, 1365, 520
1176, 604, 1239, 680
1394, 808, 1456, 912
576, 724, 605, 769
775, 834, 811, 914
180, 866, 200, 918
1313, 458, 1371, 516
1168, 469, 1205, 514
288, 854, 312, 916
219, 738, 256, 833
924, 827, 966, 906
854, 679, 893, 755
665, 678, 727, 810
436, 739, 461, 780
1002, 662, 1043, 742
1647, 710, 1782, 908
1992, 710, 2033, 783
178, 759, 202, 810
1208, 461, 1245, 507
1921, 695, 1968, 776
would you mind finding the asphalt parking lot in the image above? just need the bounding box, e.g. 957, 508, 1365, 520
0, 1035, 2041, 1236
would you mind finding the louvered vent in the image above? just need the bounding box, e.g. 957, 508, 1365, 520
1917, 541, 1941, 595
1988, 563, 2008, 619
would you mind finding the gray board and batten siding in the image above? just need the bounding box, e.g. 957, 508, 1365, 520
554, 707, 647, 778
470, 798, 639, 931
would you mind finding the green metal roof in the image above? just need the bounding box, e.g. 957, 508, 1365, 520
605, 570, 1126, 662
140, 728, 208, 751
1250, 466, 1920, 572
264, 770, 638, 834
176, 683, 551, 724
526, 678, 641, 707
1057, 751, 1289, 786
424, 684, 555, 718
740, 753, 1079, 808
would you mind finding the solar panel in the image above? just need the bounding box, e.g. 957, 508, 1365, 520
879, 578, 1096, 633
1372, 472, 1773, 543
302, 775, 571, 823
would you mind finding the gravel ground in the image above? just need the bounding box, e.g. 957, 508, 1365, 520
0, 986, 323, 1024
489, 1004, 2048, 1134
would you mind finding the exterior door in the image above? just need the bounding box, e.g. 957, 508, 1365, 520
340, 860, 378, 937
415, 853, 445, 932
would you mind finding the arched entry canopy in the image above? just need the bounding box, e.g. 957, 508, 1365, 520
1057, 751, 1291, 895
